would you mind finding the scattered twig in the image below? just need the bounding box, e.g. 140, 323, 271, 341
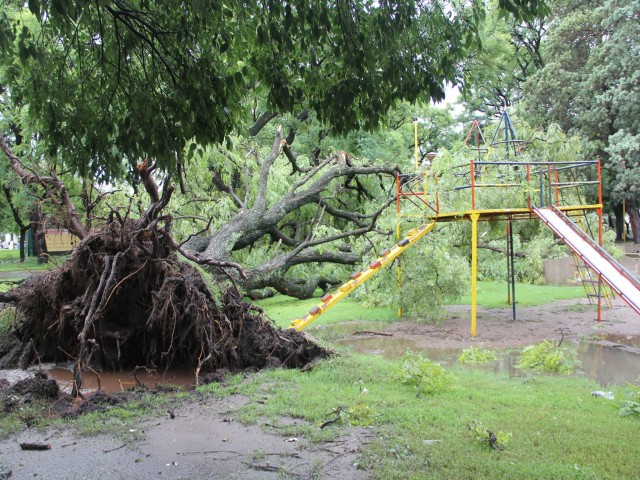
19, 442, 51, 451
177, 449, 242, 458
320, 407, 344, 429
103, 444, 126, 453
352, 330, 394, 337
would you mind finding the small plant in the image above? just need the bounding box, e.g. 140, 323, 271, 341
251, 449, 267, 461
516, 340, 580, 374
619, 383, 640, 417
458, 346, 497, 364
396, 352, 451, 396
346, 402, 375, 426
468, 420, 512, 450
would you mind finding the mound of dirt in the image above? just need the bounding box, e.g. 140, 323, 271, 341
9, 371, 59, 399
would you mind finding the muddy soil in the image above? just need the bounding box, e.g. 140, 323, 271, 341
0, 393, 370, 480
382, 297, 640, 350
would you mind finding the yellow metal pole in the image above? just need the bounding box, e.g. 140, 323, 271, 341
414, 118, 419, 169
397, 223, 402, 317
471, 212, 480, 337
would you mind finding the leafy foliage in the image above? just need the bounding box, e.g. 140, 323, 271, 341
468, 419, 512, 450
459, 346, 498, 364
0, 0, 549, 180
619, 383, 640, 418
345, 402, 375, 427
396, 351, 451, 395
516, 340, 580, 374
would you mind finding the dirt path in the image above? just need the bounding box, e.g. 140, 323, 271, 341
384, 297, 640, 350
0, 393, 369, 480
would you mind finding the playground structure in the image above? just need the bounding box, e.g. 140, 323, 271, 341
290, 112, 640, 334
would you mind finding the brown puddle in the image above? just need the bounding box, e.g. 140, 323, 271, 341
2, 333, 639, 392
47, 366, 195, 394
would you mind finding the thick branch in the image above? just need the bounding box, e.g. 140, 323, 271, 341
255, 125, 284, 210
249, 112, 278, 137
199, 159, 397, 261
0, 136, 87, 239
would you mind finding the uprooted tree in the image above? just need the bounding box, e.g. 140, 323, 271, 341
0, 0, 550, 390
0, 136, 331, 392
0, 126, 398, 390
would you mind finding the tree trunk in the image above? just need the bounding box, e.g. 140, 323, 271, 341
612, 202, 624, 242
627, 198, 640, 244
29, 205, 48, 260
18, 225, 29, 262
2, 185, 31, 262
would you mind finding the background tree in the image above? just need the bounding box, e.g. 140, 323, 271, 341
459, 0, 548, 121
524, 0, 640, 241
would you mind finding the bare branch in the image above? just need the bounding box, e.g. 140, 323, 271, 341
255, 126, 284, 210
0, 136, 87, 239
248, 112, 278, 137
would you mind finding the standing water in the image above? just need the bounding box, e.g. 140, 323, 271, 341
313, 322, 640, 386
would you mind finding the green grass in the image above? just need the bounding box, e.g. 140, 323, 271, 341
208, 353, 640, 479
257, 295, 397, 329
257, 281, 587, 329
455, 281, 586, 308
0, 250, 20, 261
0, 390, 175, 439
0, 254, 66, 273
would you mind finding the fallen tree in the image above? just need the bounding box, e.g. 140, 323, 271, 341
183, 126, 399, 298
0, 138, 327, 394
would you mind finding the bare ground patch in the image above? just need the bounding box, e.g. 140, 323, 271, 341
0, 392, 371, 480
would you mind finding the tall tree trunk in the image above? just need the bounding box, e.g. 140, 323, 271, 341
2, 185, 31, 262
627, 198, 640, 244
18, 225, 29, 262
613, 202, 624, 242
29, 205, 48, 260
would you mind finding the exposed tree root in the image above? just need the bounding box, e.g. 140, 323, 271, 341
0, 219, 327, 388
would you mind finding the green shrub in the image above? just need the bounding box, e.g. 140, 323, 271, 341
458, 346, 497, 364
346, 402, 375, 426
468, 420, 512, 450
516, 340, 580, 374
396, 352, 451, 396
619, 383, 640, 417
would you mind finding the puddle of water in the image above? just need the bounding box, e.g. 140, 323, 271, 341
0, 363, 195, 394
577, 340, 640, 385
46, 367, 195, 394
336, 333, 640, 386
309, 321, 390, 339
593, 333, 640, 348
335, 336, 421, 359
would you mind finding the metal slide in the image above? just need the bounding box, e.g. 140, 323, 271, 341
533, 206, 640, 315
289, 222, 436, 331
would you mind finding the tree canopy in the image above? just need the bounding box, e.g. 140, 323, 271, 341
1, 0, 548, 180
523, 0, 640, 239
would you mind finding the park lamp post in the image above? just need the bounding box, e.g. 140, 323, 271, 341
422, 151, 437, 170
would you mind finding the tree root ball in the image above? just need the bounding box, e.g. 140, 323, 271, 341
0, 220, 327, 375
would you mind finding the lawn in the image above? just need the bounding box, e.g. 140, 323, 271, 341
0, 250, 66, 273
257, 281, 587, 329
200, 353, 640, 480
